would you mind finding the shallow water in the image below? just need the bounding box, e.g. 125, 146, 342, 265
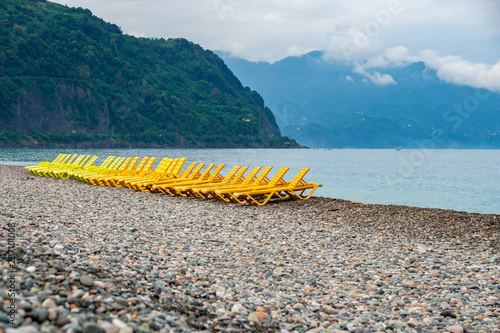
1, 147, 499, 214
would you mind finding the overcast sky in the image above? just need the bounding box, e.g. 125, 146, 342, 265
53, 0, 500, 91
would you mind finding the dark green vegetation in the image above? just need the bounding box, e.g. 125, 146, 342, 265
220, 51, 500, 148
0, 0, 296, 147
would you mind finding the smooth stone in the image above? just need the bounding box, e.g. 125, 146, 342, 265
0, 312, 10, 323
24, 277, 36, 289
72, 289, 85, 299
36, 309, 49, 323
48, 309, 58, 321
111, 319, 128, 329
81, 275, 95, 287
231, 303, 244, 314
248, 313, 260, 322
104, 324, 120, 333
321, 305, 336, 314
11, 326, 39, 333
255, 311, 268, 321
18, 301, 33, 311
83, 322, 106, 333
26, 266, 36, 273
446, 325, 464, 333
41, 298, 57, 308
440, 310, 457, 318
56, 316, 72, 327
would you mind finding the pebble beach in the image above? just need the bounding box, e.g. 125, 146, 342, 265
0, 164, 499, 333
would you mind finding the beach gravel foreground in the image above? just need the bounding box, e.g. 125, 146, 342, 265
0, 164, 499, 333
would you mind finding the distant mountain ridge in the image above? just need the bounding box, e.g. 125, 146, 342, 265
0, 0, 297, 148
219, 51, 500, 148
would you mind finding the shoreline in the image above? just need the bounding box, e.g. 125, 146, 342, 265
1, 165, 499, 332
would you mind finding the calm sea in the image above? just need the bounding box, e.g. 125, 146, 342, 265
1, 148, 499, 214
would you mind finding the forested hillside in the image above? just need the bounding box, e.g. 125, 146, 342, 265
0, 0, 296, 147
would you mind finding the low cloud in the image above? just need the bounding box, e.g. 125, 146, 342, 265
324, 23, 385, 62
353, 63, 396, 85
419, 50, 500, 93
360, 46, 500, 92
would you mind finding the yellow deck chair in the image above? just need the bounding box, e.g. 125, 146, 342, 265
151, 163, 219, 194
26, 154, 67, 174
232, 168, 322, 205
192, 166, 262, 199
30, 154, 75, 176
77, 156, 123, 181
125, 158, 175, 189
68, 156, 117, 181
120, 157, 173, 188
161, 164, 225, 195
91, 157, 141, 186
126, 157, 187, 188
52, 154, 95, 178
146, 162, 206, 193
173, 165, 243, 197
99, 157, 152, 187
54, 155, 99, 179
40, 154, 88, 177
105, 157, 157, 187
86, 157, 135, 185
128, 158, 192, 191
116, 156, 184, 188
215, 166, 288, 203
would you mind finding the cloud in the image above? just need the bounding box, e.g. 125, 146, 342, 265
353, 63, 396, 85
127, 31, 147, 38
323, 23, 386, 62
358, 47, 500, 92
285, 46, 317, 58
418, 50, 500, 92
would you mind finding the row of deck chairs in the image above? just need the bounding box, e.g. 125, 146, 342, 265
26, 153, 322, 205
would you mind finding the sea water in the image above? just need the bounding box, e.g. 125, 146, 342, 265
1, 148, 499, 214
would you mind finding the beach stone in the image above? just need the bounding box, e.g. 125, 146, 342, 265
83, 322, 106, 333
118, 327, 133, 333
35, 309, 48, 323
248, 313, 260, 322
56, 316, 71, 327
23, 277, 36, 289
72, 289, 85, 299
255, 311, 268, 321
104, 325, 120, 333
81, 275, 94, 287
441, 310, 457, 318
48, 309, 58, 321
18, 301, 33, 311
231, 303, 244, 314
10, 326, 39, 333
41, 298, 56, 308
0, 313, 10, 323
446, 325, 464, 333
112, 319, 128, 329
26, 266, 36, 273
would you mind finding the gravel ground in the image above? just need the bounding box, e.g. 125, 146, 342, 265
0, 164, 499, 333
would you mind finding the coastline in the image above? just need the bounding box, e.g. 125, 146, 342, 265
1, 164, 498, 332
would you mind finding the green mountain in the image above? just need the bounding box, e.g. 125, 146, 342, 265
220, 51, 500, 148
0, 0, 297, 148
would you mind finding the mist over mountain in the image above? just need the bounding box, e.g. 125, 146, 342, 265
219, 51, 500, 148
